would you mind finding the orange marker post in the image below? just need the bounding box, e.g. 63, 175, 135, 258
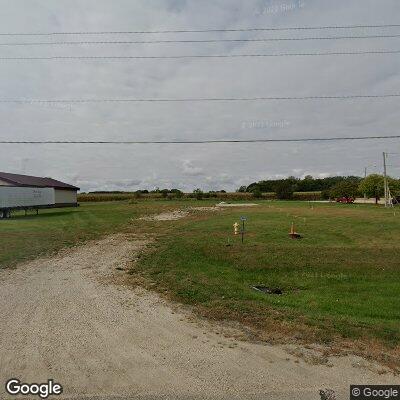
289, 222, 301, 239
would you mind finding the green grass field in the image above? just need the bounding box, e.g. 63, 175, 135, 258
1, 199, 399, 363
132, 201, 400, 354
0, 200, 187, 268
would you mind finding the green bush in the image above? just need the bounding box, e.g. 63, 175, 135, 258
274, 181, 294, 200
330, 180, 360, 199
193, 188, 204, 200
252, 188, 263, 199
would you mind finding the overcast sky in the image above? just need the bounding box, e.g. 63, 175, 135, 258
0, 0, 399, 192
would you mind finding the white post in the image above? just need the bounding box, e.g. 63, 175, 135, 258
383, 152, 388, 207
364, 167, 367, 203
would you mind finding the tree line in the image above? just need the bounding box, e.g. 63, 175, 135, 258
241, 174, 400, 202
85, 175, 400, 202
240, 175, 361, 193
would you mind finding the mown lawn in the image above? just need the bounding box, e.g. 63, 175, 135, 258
0, 200, 194, 268
1, 199, 399, 363
133, 201, 400, 351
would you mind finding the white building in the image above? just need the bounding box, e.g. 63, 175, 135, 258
0, 172, 79, 216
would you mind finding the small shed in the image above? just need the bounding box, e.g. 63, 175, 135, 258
0, 172, 79, 214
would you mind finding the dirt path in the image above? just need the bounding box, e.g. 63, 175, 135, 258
0, 233, 398, 400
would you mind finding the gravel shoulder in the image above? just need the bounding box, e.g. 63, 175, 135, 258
0, 232, 398, 400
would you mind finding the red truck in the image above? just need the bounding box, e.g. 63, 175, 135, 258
336, 197, 355, 204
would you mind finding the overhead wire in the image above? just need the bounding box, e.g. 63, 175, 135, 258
1, 135, 400, 145
1, 50, 400, 60
2, 34, 400, 46
1, 94, 400, 103
1, 23, 400, 35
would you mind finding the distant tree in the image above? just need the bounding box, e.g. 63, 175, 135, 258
252, 187, 263, 199
359, 176, 400, 203
330, 180, 359, 200
160, 189, 169, 198
274, 181, 294, 200
246, 175, 363, 196
298, 175, 317, 191
237, 186, 247, 193
359, 174, 384, 204
392, 179, 400, 200
193, 188, 204, 200
389, 179, 400, 203
170, 189, 183, 198
321, 189, 331, 200
390, 178, 400, 193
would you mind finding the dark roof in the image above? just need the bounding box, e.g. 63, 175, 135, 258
0, 172, 79, 190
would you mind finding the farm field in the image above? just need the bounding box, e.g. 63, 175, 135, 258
1, 199, 399, 367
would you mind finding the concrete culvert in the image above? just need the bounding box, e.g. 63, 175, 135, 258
252, 286, 283, 295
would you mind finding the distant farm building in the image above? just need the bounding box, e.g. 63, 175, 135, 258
0, 172, 79, 217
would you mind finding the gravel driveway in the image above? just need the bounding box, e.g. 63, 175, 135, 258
0, 234, 398, 400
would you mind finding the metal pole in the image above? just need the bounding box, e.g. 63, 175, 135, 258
383, 152, 388, 207
364, 167, 367, 203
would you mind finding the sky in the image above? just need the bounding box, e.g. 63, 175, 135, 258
0, 0, 399, 192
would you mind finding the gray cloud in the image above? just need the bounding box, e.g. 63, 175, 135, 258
0, 0, 399, 192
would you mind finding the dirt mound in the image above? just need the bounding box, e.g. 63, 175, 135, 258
139, 210, 189, 221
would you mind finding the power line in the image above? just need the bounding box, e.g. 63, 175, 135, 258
1, 135, 400, 144
2, 94, 400, 104
1, 50, 400, 60
2, 34, 400, 46
1, 23, 400, 36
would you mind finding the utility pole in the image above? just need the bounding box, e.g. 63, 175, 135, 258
383, 152, 389, 207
